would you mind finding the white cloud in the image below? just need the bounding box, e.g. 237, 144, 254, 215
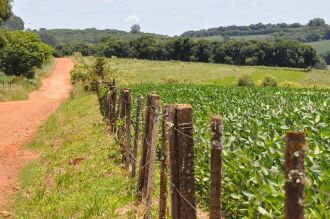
125, 15, 140, 23
176, 15, 185, 21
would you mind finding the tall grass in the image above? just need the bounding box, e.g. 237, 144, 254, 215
0, 58, 56, 102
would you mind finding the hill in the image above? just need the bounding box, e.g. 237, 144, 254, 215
306, 40, 330, 54
182, 18, 330, 43
32, 28, 165, 47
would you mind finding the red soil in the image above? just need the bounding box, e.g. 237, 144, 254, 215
0, 58, 73, 207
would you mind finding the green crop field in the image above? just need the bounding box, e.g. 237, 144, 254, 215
126, 84, 330, 218
77, 56, 330, 88
306, 40, 330, 54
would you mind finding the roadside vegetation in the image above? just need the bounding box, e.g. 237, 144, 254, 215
0, 15, 53, 101
10, 86, 135, 218
0, 58, 56, 101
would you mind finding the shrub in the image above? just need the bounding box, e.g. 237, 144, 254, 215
279, 81, 302, 88
261, 75, 278, 87
70, 64, 91, 83
245, 57, 258, 66
0, 31, 52, 78
163, 76, 178, 84
237, 74, 255, 87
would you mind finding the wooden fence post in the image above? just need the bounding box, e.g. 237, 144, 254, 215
210, 116, 223, 219
119, 89, 131, 172
145, 94, 160, 219
132, 95, 143, 178
284, 131, 306, 219
114, 89, 123, 136
168, 105, 179, 219
159, 105, 173, 219
106, 92, 112, 124
110, 86, 117, 132
136, 94, 160, 219
176, 104, 196, 219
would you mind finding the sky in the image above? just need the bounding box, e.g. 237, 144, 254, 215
12, 0, 330, 36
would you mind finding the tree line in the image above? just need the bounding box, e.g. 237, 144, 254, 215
182, 18, 330, 43
54, 36, 325, 69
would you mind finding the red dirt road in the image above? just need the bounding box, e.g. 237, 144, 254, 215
0, 58, 73, 207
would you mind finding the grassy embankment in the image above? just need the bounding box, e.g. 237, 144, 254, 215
8, 86, 143, 218
0, 58, 56, 102
77, 56, 330, 88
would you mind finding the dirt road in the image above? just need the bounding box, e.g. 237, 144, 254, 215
0, 58, 73, 207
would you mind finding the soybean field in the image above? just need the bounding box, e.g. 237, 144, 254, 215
129, 84, 330, 218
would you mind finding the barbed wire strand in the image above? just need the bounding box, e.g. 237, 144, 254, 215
107, 91, 330, 216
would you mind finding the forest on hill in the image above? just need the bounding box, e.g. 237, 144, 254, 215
1, 14, 329, 66
181, 18, 330, 43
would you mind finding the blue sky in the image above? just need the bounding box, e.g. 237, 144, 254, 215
13, 0, 330, 36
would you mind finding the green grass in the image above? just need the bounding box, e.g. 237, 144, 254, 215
9, 86, 136, 218
305, 40, 330, 54
77, 56, 330, 87
0, 58, 56, 102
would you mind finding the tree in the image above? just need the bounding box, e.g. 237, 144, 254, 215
308, 18, 326, 27
323, 29, 330, 40
1, 15, 24, 30
305, 33, 321, 42
130, 24, 141, 34
0, 31, 52, 78
321, 52, 330, 65
0, 0, 12, 24
38, 31, 57, 47
193, 40, 212, 62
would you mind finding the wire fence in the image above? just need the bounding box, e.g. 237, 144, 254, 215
96, 80, 330, 219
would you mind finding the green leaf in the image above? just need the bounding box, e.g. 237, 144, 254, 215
315, 115, 320, 123
257, 206, 270, 216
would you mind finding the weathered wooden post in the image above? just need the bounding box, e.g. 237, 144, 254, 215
136, 94, 160, 219
168, 105, 179, 219
132, 95, 143, 178
159, 105, 173, 219
114, 89, 123, 136
210, 116, 223, 219
176, 104, 196, 219
284, 131, 306, 219
110, 86, 117, 132
119, 89, 132, 171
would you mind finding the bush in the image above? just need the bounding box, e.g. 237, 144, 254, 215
279, 81, 302, 88
237, 74, 255, 87
0, 31, 52, 78
70, 64, 91, 83
261, 75, 278, 87
94, 57, 106, 79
